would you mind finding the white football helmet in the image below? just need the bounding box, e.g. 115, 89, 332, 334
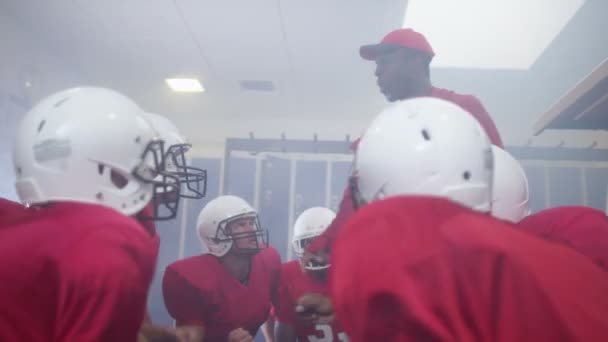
352, 97, 493, 212
196, 195, 268, 257
12, 87, 174, 217
292, 207, 336, 270
491, 145, 530, 222
142, 113, 207, 219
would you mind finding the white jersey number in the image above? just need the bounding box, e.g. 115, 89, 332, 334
308, 324, 349, 342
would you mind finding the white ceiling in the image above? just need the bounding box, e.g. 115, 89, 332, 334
405, 0, 585, 69
2, 0, 409, 148
1, 0, 607, 153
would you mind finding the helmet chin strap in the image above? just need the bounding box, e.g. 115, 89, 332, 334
305, 263, 331, 271
303, 256, 331, 271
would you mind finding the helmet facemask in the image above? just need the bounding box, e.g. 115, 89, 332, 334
215, 213, 269, 257
166, 143, 207, 199
294, 236, 331, 271
133, 139, 181, 220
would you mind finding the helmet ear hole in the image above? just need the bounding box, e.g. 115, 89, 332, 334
37, 120, 46, 133
110, 169, 128, 189
421, 129, 431, 141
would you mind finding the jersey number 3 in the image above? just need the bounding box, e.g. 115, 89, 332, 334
308, 324, 349, 342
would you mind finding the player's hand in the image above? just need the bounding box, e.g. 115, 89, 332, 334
227, 328, 253, 342
295, 293, 334, 324
175, 326, 204, 342
138, 323, 180, 342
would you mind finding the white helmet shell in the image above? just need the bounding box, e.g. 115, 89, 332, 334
196, 195, 262, 257
143, 112, 206, 200
142, 113, 188, 172
292, 207, 336, 258
491, 145, 530, 222
12, 87, 162, 216
354, 97, 494, 212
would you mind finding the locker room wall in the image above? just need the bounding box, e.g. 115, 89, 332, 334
148, 149, 608, 328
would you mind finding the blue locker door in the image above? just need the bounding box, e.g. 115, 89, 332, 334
330, 161, 353, 212
258, 156, 291, 260
226, 156, 257, 205
522, 164, 547, 213
148, 200, 184, 325
548, 167, 583, 207
294, 160, 327, 211
255, 155, 291, 342
585, 168, 608, 211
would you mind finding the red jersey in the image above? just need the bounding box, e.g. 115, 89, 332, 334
0, 202, 158, 341
163, 247, 281, 341
330, 196, 608, 342
275, 260, 348, 342
0, 197, 24, 217
430, 87, 503, 147
307, 88, 502, 254
518, 206, 608, 269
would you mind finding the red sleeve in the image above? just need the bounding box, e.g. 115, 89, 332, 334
54, 228, 155, 341
461, 96, 503, 147
307, 186, 355, 253
162, 265, 207, 327
274, 265, 297, 325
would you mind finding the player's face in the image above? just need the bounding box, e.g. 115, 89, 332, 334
226, 216, 259, 249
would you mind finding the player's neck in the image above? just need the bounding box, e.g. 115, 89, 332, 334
220, 254, 252, 285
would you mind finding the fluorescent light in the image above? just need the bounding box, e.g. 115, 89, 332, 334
404, 0, 585, 69
165, 78, 205, 93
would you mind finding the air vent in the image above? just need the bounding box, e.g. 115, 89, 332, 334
239, 80, 275, 92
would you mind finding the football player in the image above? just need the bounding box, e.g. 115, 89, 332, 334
0, 87, 176, 341
274, 207, 349, 342
163, 195, 281, 342
298, 98, 608, 342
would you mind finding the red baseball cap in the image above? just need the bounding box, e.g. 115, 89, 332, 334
360, 28, 435, 60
